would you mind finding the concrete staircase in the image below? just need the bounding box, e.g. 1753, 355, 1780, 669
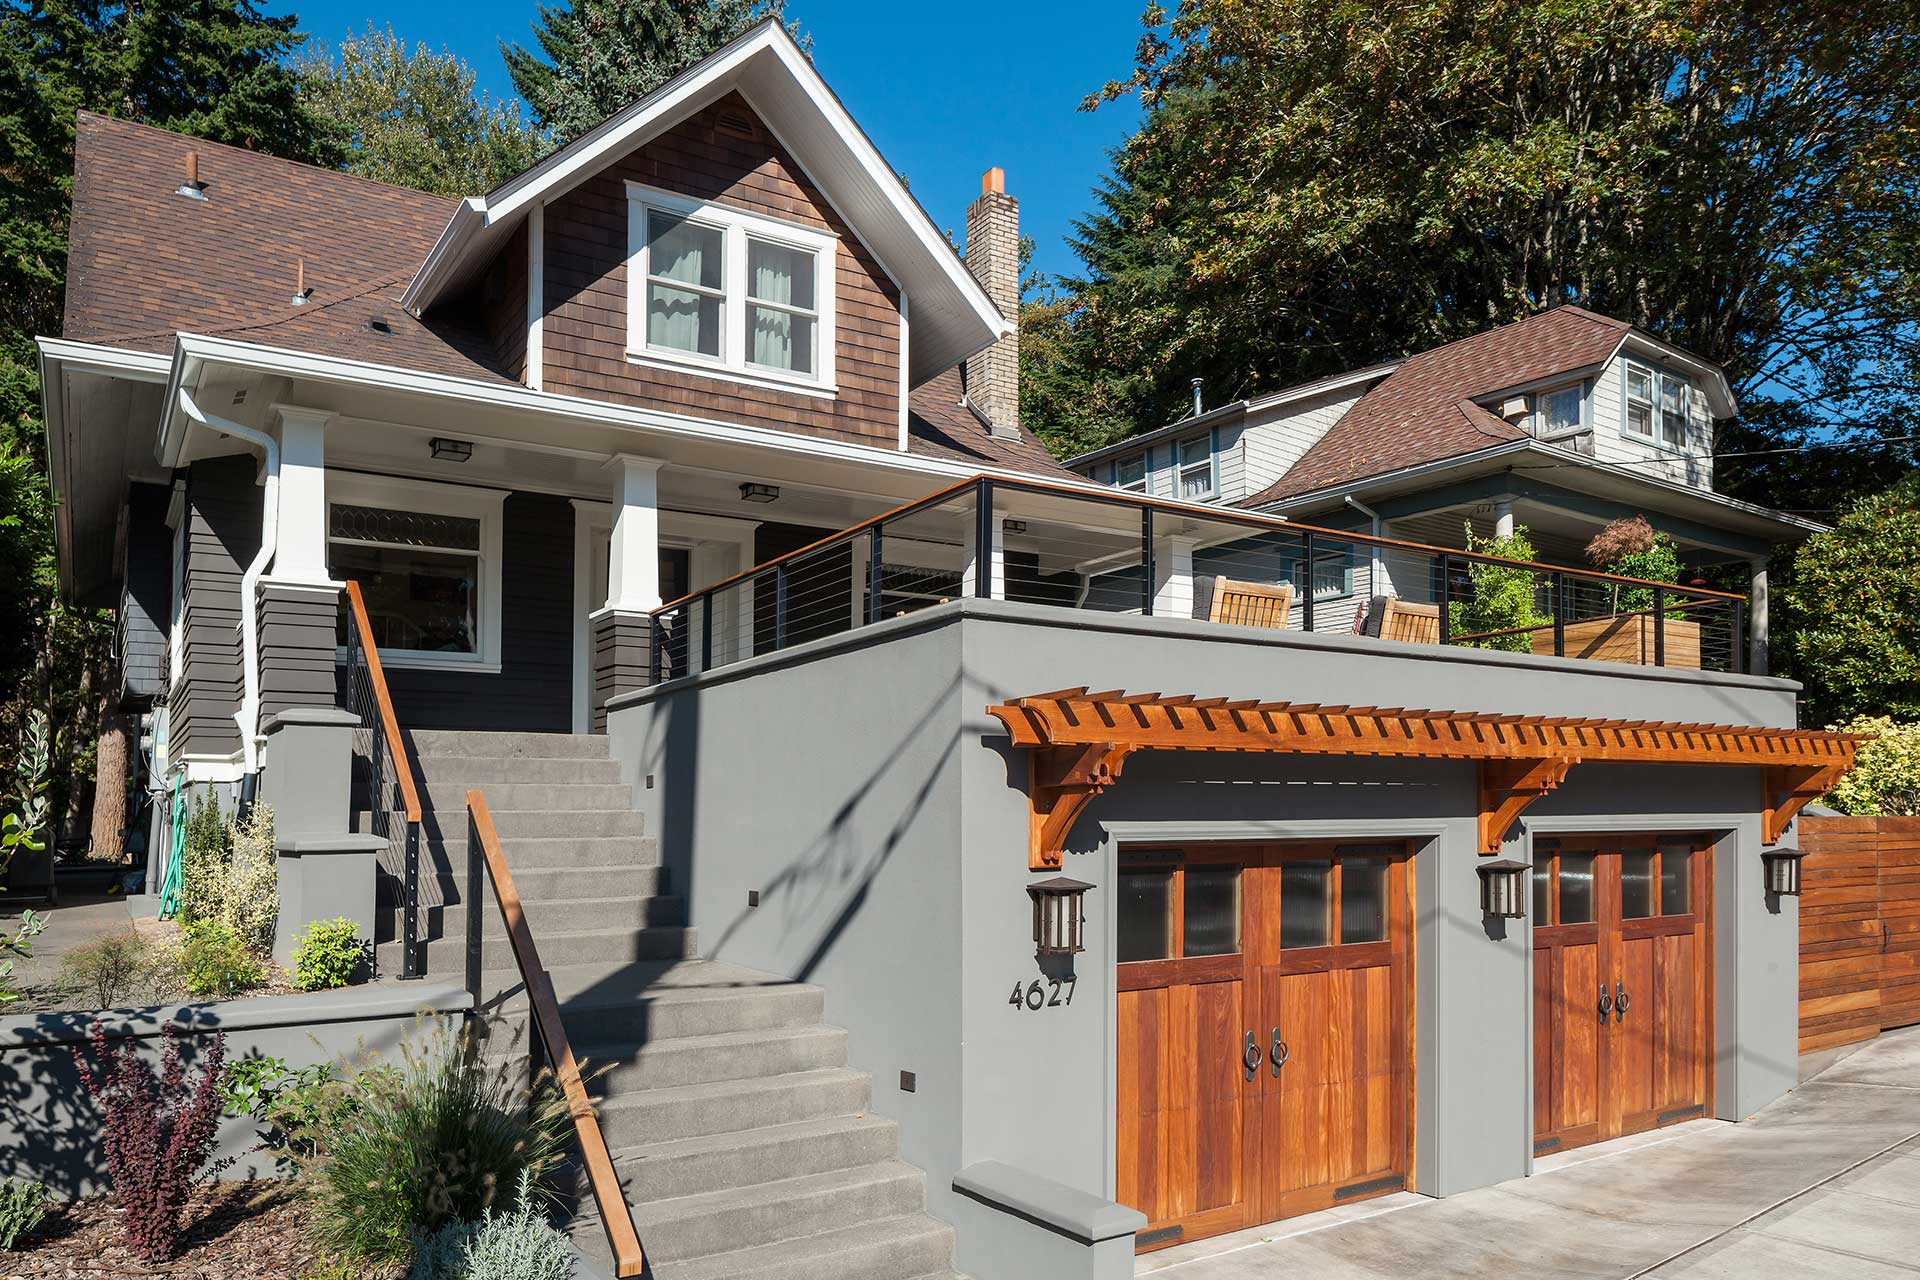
376, 730, 960, 1280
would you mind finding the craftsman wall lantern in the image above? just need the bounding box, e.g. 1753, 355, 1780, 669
1028, 876, 1092, 956
1761, 848, 1806, 897
1477, 859, 1531, 919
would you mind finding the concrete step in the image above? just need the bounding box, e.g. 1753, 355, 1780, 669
413, 781, 636, 812
408, 730, 610, 759
605, 1113, 899, 1203
389, 862, 669, 908
473, 808, 648, 839
420, 834, 659, 870
594, 1069, 871, 1147
411, 754, 627, 786
384, 893, 684, 942
657, 1215, 957, 1280
378, 924, 697, 976
575, 1024, 848, 1092
633, 1160, 928, 1265
549, 961, 827, 1041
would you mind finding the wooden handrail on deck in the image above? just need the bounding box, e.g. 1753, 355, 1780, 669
466, 789, 645, 1278
343, 580, 422, 824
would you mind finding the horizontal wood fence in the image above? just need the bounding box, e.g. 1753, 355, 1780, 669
1798, 815, 1920, 1054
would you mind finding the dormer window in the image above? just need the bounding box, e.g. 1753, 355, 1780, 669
1116, 454, 1147, 492
1176, 433, 1213, 499
1536, 386, 1583, 437
627, 182, 838, 392
1625, 362, 1691, 451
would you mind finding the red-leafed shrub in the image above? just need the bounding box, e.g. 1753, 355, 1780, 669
71, 1020, 230, 1261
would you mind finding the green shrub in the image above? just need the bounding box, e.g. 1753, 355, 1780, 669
180, 799, 278, 954
307, 1020, 566, 1266
178, 920, 264, 998
57, 930, 161, 1008
0, 910, 47, 1008
1824, 717, 1920, 816
408, 1169, 571, 1280
1449, 524, 1551, 653
292, 918, 371, 991
0, 1177, 51, 1249
1783, 475, 1920, 722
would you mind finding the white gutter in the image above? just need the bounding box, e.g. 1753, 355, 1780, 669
177, 387, 278, 776
1343, 495, 1386, 594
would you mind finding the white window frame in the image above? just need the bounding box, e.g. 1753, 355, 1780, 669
1658, 374, 1690, 451
328, 472, 506, 673
1532, 383, 1586, 441
1623, 361, 1657, 442
1116, 453, 1148, 492
625, 181, 839, 396
1176, 432, 1214, 500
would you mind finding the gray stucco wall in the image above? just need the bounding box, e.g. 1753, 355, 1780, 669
607, 598, 1802, 1273
0, 983, 467, 1196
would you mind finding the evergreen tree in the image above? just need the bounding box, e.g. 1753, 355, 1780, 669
503, 0, 799, 145
299, 25, 544, 197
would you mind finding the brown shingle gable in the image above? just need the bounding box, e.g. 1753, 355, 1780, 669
907, 367, 1078, 478
1242, 306, 1636, 505
63, 112, 512, 382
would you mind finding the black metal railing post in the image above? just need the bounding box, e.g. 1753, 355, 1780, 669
701, 594, 713, 671
1141, 508, 1155, 616
1438, 555, 1453, 645
1732, 597, 1747, 674
1653, 586, 1667, 667
402, 820, 421, 980
464, 808, 484, 1016
974, 479, 995, 599
774, 565, 789, 649
1301, 532, 1316, 633
649, 614, 662, 684
1551, 571, 1566, 658
867, 524, 884, 626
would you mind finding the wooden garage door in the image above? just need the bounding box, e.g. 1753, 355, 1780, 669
1117, 843, 1413, 1253
1532, 835, 1713, 1156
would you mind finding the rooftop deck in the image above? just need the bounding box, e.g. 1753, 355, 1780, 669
646, 476, 1750, 682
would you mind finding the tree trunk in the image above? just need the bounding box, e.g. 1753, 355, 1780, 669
90, 711, 128, 862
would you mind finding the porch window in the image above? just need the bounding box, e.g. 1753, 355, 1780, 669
1176, 433, 1213, 500
627, 182, 838, 391
328, 475, 504, 671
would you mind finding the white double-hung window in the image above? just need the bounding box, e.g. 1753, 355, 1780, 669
627, 183, 838, 391
1176, 433, 1214, 499
1625, 362, 1691, 451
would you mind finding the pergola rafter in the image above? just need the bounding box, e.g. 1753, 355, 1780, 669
985, 689, 1864, 869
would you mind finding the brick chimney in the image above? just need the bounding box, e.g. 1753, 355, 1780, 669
964, 167, 1020, 440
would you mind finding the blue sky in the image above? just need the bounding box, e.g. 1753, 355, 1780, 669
286, 1, 1147, 283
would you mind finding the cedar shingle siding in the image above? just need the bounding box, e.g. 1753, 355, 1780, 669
541, 94, 903, 448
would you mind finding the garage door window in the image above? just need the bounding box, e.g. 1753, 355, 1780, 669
1620, 848, 1656, 919
1183, 866, 1241, 957
1660, 844, 1693, 915
1117, 868, 1174, 963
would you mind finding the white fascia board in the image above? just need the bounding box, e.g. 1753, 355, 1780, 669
1610, 332, 1738, 418
34, 337, 172, 381
399, 22, 1002, 380
167, 332, 1103, 493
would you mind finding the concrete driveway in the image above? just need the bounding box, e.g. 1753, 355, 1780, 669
1139, 1027, 1920, 1279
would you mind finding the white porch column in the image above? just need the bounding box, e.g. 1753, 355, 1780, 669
1749, 558, 1770, 676
961, 516, 1006, 599
271, 406, 334, 584
1153, 534, 1196, 618
605, 455, 664, 612
1492, 499, 1516, 541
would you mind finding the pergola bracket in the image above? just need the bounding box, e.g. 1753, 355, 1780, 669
1477, 757, 1578, 855
1762, 764, 1849, 844
1027, 742, 1136, 870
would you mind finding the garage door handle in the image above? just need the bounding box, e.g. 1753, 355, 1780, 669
1243, 1031, 1262, 1078
1615, 982, 1630, 1022
1271, 1028, 1289, 1076
1598, 984, 1613, 1019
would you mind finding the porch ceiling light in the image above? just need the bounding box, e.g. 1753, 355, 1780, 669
740, 482, 779, 504
1761, 848, 1806, 897
429, 437, 473, 462
1002, 518, 1028, 534
1477, 858, 1530, 919
1028, 875, 1092, 957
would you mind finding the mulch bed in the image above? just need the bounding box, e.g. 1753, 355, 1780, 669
0, 1183, 384, 1278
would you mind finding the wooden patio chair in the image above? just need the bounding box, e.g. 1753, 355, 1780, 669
1208, 576, 1294, 630
1376, 597, 1442, 645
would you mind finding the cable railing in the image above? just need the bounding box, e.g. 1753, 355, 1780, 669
465, 789, 645, 1278
647, 475, 1749, 683
343, 579, 424, 981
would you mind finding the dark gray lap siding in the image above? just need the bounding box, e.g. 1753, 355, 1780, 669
380, 491, 574, 733
172, 457, 262, 760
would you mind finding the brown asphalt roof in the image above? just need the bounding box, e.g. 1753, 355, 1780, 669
1242, 306, 1636, 506
61, 112, 1071, 478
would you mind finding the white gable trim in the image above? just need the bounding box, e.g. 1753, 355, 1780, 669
399, 22, 1003, 384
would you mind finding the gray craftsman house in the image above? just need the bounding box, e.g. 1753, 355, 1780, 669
40, 22, 1856, 1280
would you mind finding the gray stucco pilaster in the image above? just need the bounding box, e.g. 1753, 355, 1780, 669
259, 706, 384, 964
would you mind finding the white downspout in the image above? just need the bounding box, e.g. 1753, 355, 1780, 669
176, 388, 279, 776
1344, 494, 1386, 596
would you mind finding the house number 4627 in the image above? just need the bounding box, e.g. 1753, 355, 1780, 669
1008, 977, 1075, 1010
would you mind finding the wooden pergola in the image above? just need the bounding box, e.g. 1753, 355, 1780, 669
984, 688, 1864, 869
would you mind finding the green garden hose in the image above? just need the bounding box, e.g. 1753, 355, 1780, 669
157, 774, 185, 919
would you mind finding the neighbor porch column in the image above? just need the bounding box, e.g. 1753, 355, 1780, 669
1748, 558, 1770, 677
1152, 533, 1196, 619
591, 454, 665, 731
1492, 499, 1516, 540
